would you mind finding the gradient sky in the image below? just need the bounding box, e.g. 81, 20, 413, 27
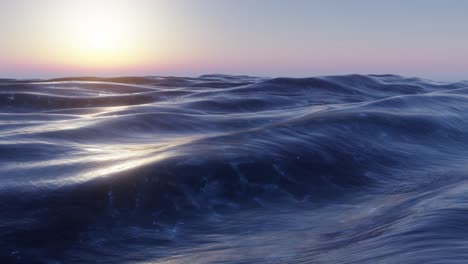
1, 0, 467, 80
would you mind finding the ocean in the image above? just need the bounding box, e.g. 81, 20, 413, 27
1, 74, 468, 263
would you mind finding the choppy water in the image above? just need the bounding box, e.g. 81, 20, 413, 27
1, 74, 468, 263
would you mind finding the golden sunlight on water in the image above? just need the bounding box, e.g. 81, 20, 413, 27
33, 136, 202, 187
0, 92, 205, 188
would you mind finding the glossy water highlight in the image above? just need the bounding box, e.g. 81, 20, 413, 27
1, 74, 468, 263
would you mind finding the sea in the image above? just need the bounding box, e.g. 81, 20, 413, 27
1, 74, 468, 263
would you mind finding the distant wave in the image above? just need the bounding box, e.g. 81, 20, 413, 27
2, 74, 468, 263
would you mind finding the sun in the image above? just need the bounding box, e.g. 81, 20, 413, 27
66, 3, 132, 64
27, 0, 168, 73
49, 0, 145, 68
80, 17, 118, 51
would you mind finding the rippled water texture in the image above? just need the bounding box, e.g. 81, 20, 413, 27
2, 74, 468, 263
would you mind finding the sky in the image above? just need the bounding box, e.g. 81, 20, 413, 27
0, 0, 467, 80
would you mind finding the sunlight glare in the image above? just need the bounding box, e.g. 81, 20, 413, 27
46, 0, 155, 69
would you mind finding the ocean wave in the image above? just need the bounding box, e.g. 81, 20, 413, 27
1, 74, 468, 263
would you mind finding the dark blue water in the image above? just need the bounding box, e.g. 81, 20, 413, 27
1, 74, 468, 263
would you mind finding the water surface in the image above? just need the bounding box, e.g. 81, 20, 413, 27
2, 74, 468, 263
